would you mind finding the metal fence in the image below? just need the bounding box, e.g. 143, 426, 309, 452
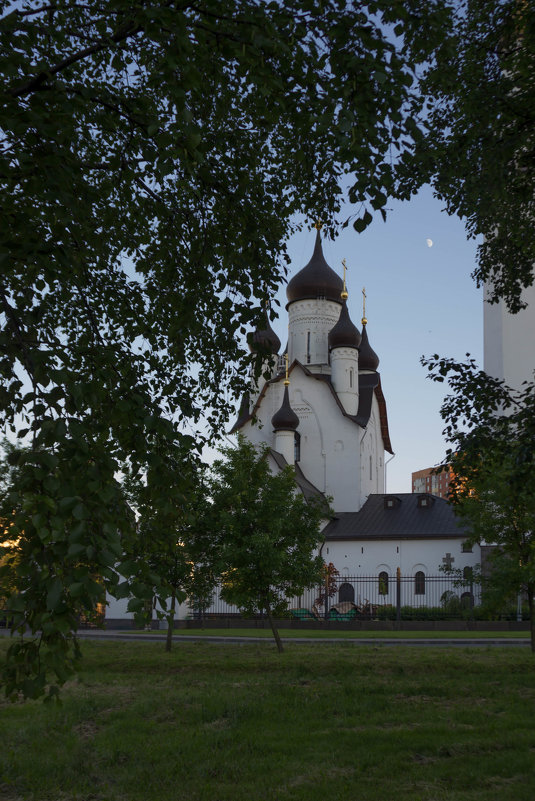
192, 573, 482, 621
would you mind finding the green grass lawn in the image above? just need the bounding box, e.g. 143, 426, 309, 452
1, 640, 535, 801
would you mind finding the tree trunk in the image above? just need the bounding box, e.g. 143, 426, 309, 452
528, 584, 535, 654
165, 590, 177, 653
265, 602, 284, 653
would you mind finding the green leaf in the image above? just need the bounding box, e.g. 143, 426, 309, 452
46, 579, 63, 611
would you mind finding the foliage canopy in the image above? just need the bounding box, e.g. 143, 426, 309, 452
206, 437, 327, 651
403, 0, 535, 311
0, 0, 446, 696
2, 0, 533, 693
425, 354, 535, 650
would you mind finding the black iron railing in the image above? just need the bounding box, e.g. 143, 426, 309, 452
190, 573, 486, 621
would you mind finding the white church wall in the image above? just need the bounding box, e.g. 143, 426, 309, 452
330, 346, 359, 414
243, 362, 390, 514
288, 298, 340, 370
244, 365, 366, 511
105, 589, 197, 626
291, 370, 362, 512
288, 376, 326, 494
105, 593, 135, 622
323, 538, 481, 578
359, 400, 384, 502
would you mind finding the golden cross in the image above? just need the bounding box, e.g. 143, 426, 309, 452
314, 219, 323, 231
284, 351, 289, 385
341, 258, 349, 300
362, 286, 367, 325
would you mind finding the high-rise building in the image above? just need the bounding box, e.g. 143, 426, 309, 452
411, 465, 453, 500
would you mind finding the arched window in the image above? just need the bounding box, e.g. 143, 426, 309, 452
415, 571, 425, 595
294, 431, 301, 463
349, 368, 354, 388
369, 455, 373, 481
306, 331, 311, 364
463, 566, 473, 582
378, 571, 389, 596
338, 583, 355, 603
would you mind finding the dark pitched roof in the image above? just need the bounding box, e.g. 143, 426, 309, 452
323, 494, 470, 540
231, 391, 251, 432
269, 449, 327, 506
229, 360, 393, 453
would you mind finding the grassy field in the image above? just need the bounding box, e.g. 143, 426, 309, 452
1, 640, 535, 801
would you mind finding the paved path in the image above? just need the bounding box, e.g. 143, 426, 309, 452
1, 628, 529, 647
74, 630, 530, 647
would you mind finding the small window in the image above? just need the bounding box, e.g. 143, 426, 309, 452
415, 571, 425, 595
417, 494, 434, 508
378, 571, 389, 596
462, 542, 472, 553
349, 368, 354, 388
294, 431, 301, 463
384, 496, 401, 510
306, 331, 311, 364
463, 566, 473, 582
369, 455, 372, 481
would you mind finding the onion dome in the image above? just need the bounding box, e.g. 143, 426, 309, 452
359, 323, 379, 371
271, 385, 299, 431
249, 310, 281, 355
328, 299, 361, 351
286, 228, 344, 306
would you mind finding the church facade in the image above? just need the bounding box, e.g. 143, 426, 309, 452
231, 228, 480, 595
105, 230, 480, 625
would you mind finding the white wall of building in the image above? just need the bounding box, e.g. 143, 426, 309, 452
323, 538, 480, 577
484, 282, 535, 389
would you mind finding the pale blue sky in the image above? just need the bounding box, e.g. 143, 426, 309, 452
268, 186, 483, 493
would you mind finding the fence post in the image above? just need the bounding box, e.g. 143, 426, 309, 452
396, 567, 401, 626
324, 576, 330, 621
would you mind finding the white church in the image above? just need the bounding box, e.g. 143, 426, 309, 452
106, 228, 482, 624
229, 228, 480, 595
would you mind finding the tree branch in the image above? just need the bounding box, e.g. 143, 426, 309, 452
8, 18, 143, 99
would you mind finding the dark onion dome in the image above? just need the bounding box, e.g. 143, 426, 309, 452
271, 384, 299, 431
328, 299, 361, 351
249, 310, 281, 355
286, 228, 344, 306
358, 323, 379, 371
